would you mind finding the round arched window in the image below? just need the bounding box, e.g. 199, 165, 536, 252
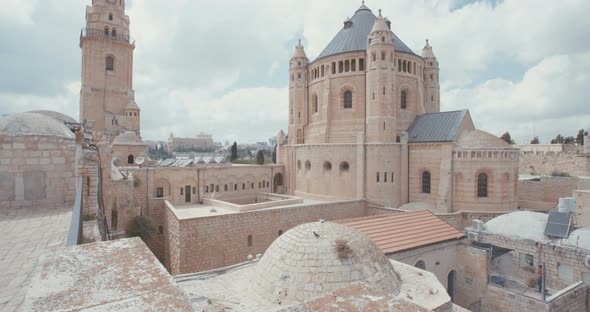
323, 161, 332, 172
305, 161, 311, 171
340, 161, 350, 173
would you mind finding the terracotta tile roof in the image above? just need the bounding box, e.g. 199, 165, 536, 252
336, 210, 465, 254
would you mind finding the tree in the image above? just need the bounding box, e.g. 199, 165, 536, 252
576, 129, 587, 145
530, 137, 540, 144
230, 142, 238, 161
500, 132, 515, 144
564, 136, 575, 144
256, 150, 265, 165
551, 134, 564, 144
272, 144, 277, 164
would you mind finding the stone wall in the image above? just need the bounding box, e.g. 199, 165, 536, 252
481, 284, 545, 312
455, 244, 489, 311
474, 232, 590, 290
518, 176, 590, 211
164, 200, 368, 275
574, 190, 590, 227
0, 135, 76, 210
519, 152, 587, 177
546, 282, 589, 312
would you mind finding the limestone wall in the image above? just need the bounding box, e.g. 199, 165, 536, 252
164, 200, 368, 275
518, 176, 590, 211
574, 190, 590, 227
481, 285, 545, 312
408, 143, 449, 211
519, 152, 587, 177
0, 135, 76, 210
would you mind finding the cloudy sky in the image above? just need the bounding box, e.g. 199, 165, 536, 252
1, 0, 589, 144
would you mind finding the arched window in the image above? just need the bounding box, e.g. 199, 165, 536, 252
384, 172, 387, 182
312, 94, 318, 113
106, 56, 114, 71
111, 28, 117, 37
104, 26, 109, 36
340, 161, 350, 173
127, 155, 134, 164
247, 235, 252, 247
343, 90, 353, 109
401, 90, 407, 110
403, 61, 407, 72
109, 13, 113, 21
305, 160, 311, 171
376, 172, 380, 183
345, 60, 350, 72
422, 171, 431, 194
415, 260, 426, 270
478, 173, 488, 198
323, 161, 332, 172
297, 160, 301, 171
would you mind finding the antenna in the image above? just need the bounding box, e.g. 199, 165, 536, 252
135, 157, 145, 165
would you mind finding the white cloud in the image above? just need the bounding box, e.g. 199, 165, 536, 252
443, 52, 590, 144
0, 0, 38, 24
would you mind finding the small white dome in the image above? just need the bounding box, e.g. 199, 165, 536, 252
561, 227, 590, 250
250, 221, 400, 305
484, 211, 549, 241
0, 112, 74, 139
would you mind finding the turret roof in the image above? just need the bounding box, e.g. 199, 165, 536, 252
315, 4, 416, 61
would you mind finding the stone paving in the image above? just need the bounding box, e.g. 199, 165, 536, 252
0, 206, 71, 312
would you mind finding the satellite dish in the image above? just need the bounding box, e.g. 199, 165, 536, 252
135, 157, 145, 165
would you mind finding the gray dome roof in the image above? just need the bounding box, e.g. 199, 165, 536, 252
315, 5, 416, 61
0, 112, 74, 139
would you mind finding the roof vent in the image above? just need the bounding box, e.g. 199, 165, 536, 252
343, 17, 353, 29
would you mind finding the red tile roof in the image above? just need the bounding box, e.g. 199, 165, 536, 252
336, 210, 464, 254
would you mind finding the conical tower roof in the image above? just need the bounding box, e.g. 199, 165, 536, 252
315, 4, 416, 61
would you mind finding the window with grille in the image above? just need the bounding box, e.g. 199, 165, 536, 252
343, 91, 353, 109
422, 171, 431, 194
478, 173, 488, 197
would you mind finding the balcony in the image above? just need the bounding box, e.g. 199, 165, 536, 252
80, 28, 135, 45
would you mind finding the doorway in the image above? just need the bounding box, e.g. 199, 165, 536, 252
185, 185, 191, 203
447, 270, 456, 302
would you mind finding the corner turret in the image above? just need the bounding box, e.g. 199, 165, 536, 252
366, 9, 396, 143
288, 40, 309, 145
422, 39, 440, 113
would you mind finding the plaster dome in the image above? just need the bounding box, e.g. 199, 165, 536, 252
250, 221, 400, 305
457, 129, 511, 148
0, 112, 74, 139
483, 211, 549, 241
26, 110, 77, 124
561, 227, 590, 250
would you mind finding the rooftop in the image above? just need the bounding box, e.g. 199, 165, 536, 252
337, 210, 464, 254
407, 110, 468, 143
0, 112, 74, 139
315, 4, 416, 61
21, 238, 193, 311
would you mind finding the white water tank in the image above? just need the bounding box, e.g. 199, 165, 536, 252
558, 197, 576, 213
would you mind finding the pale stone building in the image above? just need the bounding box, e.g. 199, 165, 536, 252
79, 0, 140, 142
278, 4, 519, 213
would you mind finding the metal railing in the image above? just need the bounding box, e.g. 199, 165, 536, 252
81, 28, 135, 45
66, 176, 84, 246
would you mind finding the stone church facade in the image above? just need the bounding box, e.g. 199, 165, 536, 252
277, 4, 519, 212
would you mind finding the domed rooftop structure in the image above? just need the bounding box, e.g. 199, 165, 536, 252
483, 211, 549, 241
315, 4, 416, 61
561, 227, 590, 250
26, 110, 77, 124
250, 221, 400, 305
112, 131, 145, 145
0, 112, 74, 139
457, 129, 511, 148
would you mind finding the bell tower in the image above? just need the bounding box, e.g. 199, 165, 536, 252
365, 9, 396, 143
79, 0, 140, 142
288, 40, 309, 145
422, 40, 440, 113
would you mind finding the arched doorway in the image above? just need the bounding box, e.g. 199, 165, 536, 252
273, 173, 284, 194
447, 270, 456, 303
415, 260, 426, 270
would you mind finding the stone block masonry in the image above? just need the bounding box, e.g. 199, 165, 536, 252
164, 200, 369, 275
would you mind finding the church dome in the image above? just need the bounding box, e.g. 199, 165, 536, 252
483, 211, 549, 242
250, 221, 400, 305
315, 4, 416, 61
26, 110, 77, 124
457, 130, 511, 148
0, 112, 74, 139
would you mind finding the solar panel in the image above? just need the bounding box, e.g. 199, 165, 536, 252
544, 211, 572, 238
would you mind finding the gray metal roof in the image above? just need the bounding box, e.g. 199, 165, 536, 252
315, 5, 416, 61
407, 110, 467, 143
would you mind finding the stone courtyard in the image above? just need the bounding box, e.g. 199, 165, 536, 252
0, 206, 72, 311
